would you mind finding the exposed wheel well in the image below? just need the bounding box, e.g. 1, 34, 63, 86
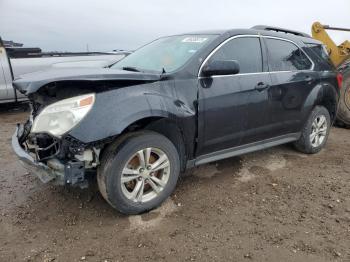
121, 117, 187, 171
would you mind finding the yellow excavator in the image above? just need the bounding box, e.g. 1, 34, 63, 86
311, 22, 350, 127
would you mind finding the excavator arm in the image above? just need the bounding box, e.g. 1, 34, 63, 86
311, 22, 350, 67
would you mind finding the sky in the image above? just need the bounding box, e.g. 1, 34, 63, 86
0, 0, 349, 52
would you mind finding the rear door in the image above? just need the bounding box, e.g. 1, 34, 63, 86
197, 36, 271, 156
263, 37, 318, 137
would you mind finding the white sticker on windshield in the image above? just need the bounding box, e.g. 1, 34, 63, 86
182, 37, 208, 43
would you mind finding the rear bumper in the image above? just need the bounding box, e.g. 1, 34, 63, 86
11, 126, 63, 184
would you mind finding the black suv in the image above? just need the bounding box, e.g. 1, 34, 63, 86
12, 26, 341, 214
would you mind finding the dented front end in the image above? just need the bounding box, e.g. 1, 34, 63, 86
12, 102, 101, 187
11, 67, 196, 187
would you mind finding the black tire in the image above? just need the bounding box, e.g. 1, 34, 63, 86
336, 67, 350, 127
294, 106, 331, 154
97, 131, 180, 215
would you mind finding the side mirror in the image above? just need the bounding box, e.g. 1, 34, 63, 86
202, 60, 240, 76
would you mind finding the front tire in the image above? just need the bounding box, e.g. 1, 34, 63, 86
294, 106, 331, 154
97, 131, 180, 215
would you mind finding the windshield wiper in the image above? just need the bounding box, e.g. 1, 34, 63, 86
122, 66, 141, 72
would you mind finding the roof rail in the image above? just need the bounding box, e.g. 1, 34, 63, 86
252, 25, 311, 38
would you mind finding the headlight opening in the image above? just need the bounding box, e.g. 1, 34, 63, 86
31, 93, 95, 137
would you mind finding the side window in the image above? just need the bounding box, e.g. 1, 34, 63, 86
265, 38, 312, 71
210, 37, 263, 74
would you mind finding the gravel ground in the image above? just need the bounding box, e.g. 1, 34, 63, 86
0, 107, 350, 262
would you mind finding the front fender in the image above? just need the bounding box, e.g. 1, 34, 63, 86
68, 83, 192, 143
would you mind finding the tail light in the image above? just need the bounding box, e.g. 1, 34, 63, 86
337, 73, 343, 89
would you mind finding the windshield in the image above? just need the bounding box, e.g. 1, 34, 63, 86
111, 34, 217, 73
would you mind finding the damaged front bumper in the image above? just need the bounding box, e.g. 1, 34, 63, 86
11, 126, 86, 186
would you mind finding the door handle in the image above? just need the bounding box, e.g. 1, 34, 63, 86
305, 76, 314, 83
255, 82, 269, 92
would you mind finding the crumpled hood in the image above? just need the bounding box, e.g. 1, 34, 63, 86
13, 67, 161, 95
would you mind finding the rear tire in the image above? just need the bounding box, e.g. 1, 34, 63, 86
294, 106, 331, 154
97, 131, 180, 215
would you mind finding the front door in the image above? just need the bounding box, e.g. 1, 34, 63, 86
197, 36, 271, 156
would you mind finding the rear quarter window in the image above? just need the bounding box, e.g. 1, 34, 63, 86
306, 43, 334, 68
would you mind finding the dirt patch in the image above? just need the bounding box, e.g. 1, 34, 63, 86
1, 108, 350, 261
128, 199, 178, 231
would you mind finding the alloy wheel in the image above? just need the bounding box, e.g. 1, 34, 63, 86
310, 115, 327, 147
121, 147, 170, 203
